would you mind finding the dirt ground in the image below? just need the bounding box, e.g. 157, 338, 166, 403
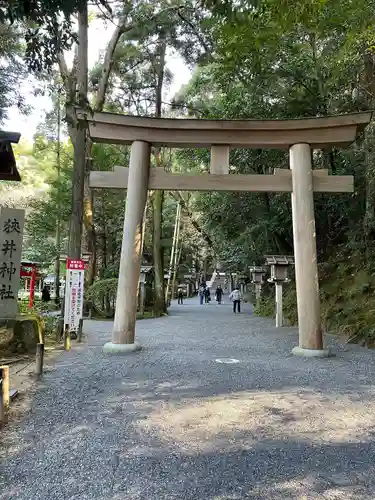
1, 346, 64, 426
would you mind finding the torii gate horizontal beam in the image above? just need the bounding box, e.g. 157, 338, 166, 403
77, 109, 371, 149
90, 166, 353, 193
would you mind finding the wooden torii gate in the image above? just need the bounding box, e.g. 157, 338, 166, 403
77, 110, 371, 357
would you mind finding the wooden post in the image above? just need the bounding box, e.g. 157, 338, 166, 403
64, 324, 71, 350
0, 382, 4, 424
139, 282, 145, 316
35, 343, 44, 376
104, 140, 150, 353
210, 145, 230, 174
275, 283, 283, 328
255, 283, 262, 306
0, 366, 8, 424
290, 143, 328, 357
77, 318, 83, 342
0, 365, 9, 409
57, 317, 64, 341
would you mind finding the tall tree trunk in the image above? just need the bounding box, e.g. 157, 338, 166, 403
152, 34, 167, 315
58, 15, 128, 280
83, 137, 96, 284
58, 2, 88, 335
165, 201, 181, 303
99, 191, 107, 279
54, 89, 61, 303
153, 190, 165, 314
362, 53, 375, 253
170, 191, 215, 250
171, 217, 183, 300
68, 3, 88, 260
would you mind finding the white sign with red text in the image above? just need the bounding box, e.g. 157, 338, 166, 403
64, 259, 84, 331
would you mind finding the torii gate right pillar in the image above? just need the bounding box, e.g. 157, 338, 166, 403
290, 143, 327, 357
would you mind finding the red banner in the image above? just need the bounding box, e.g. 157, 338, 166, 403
66, 259, 85, 271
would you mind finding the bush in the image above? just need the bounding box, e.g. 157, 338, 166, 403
253, 252, 375, 347
86, 278, 118, 318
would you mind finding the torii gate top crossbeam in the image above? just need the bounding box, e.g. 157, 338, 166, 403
77, 109, 371, 149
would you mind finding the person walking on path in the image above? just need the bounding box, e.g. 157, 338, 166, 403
177, 287, 184, 305
229, 286, 242, 313
199, 285, 205, 305
205, 287, 211, 304
215, 285, 223, 304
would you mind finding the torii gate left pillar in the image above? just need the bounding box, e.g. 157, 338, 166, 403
78, 109, 371, 357
103, 141, 150, 353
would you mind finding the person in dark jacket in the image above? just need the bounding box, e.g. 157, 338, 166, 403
215, 285, 223, 304
204, 287, 211, 304
41, 285, 51, 302
199, 285, 205, 305
177, 287, 184, 305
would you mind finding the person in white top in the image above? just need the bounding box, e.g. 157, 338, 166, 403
229, 287, 242, 313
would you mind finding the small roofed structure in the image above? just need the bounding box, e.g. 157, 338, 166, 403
265, 255, 294, 329
265, 255, 294, 283
250, 266, 266, 284
0, 131, 21, 181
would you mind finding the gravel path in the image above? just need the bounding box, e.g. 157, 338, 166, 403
2, 297, 375, 499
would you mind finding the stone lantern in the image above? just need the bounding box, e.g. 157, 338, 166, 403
265, 255, 294, 327
183, 274, 193, 297
139, 266, 152, 315
249, 266, 266, 304
237, 272, 247, 294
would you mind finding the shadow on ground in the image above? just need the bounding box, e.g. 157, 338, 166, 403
1, 298, 375, 499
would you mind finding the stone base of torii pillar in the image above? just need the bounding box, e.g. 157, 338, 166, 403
103, 342, 141, 354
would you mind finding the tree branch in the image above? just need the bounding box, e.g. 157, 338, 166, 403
94, 15, 128, 111
57, 52, 72, 96
170, 191, 215, 250
177, 6, 211, 56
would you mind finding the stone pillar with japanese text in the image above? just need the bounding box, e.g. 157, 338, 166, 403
0, 207, 25, 318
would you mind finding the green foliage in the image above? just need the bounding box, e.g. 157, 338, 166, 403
5, 0, 375, 346
1, 0, 110, 71
253, 297, 275, 318
86, 278, 154, 319
0, 23, 28, 122
86, 278, 118, 318
253, 252, 375, 347
86, 278, 118, 301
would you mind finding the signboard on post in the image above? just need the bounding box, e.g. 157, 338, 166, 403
64, 259, 84, 332
0, 207, 25, 318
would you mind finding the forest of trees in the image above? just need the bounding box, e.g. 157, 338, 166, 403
2, 0, 375, 343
